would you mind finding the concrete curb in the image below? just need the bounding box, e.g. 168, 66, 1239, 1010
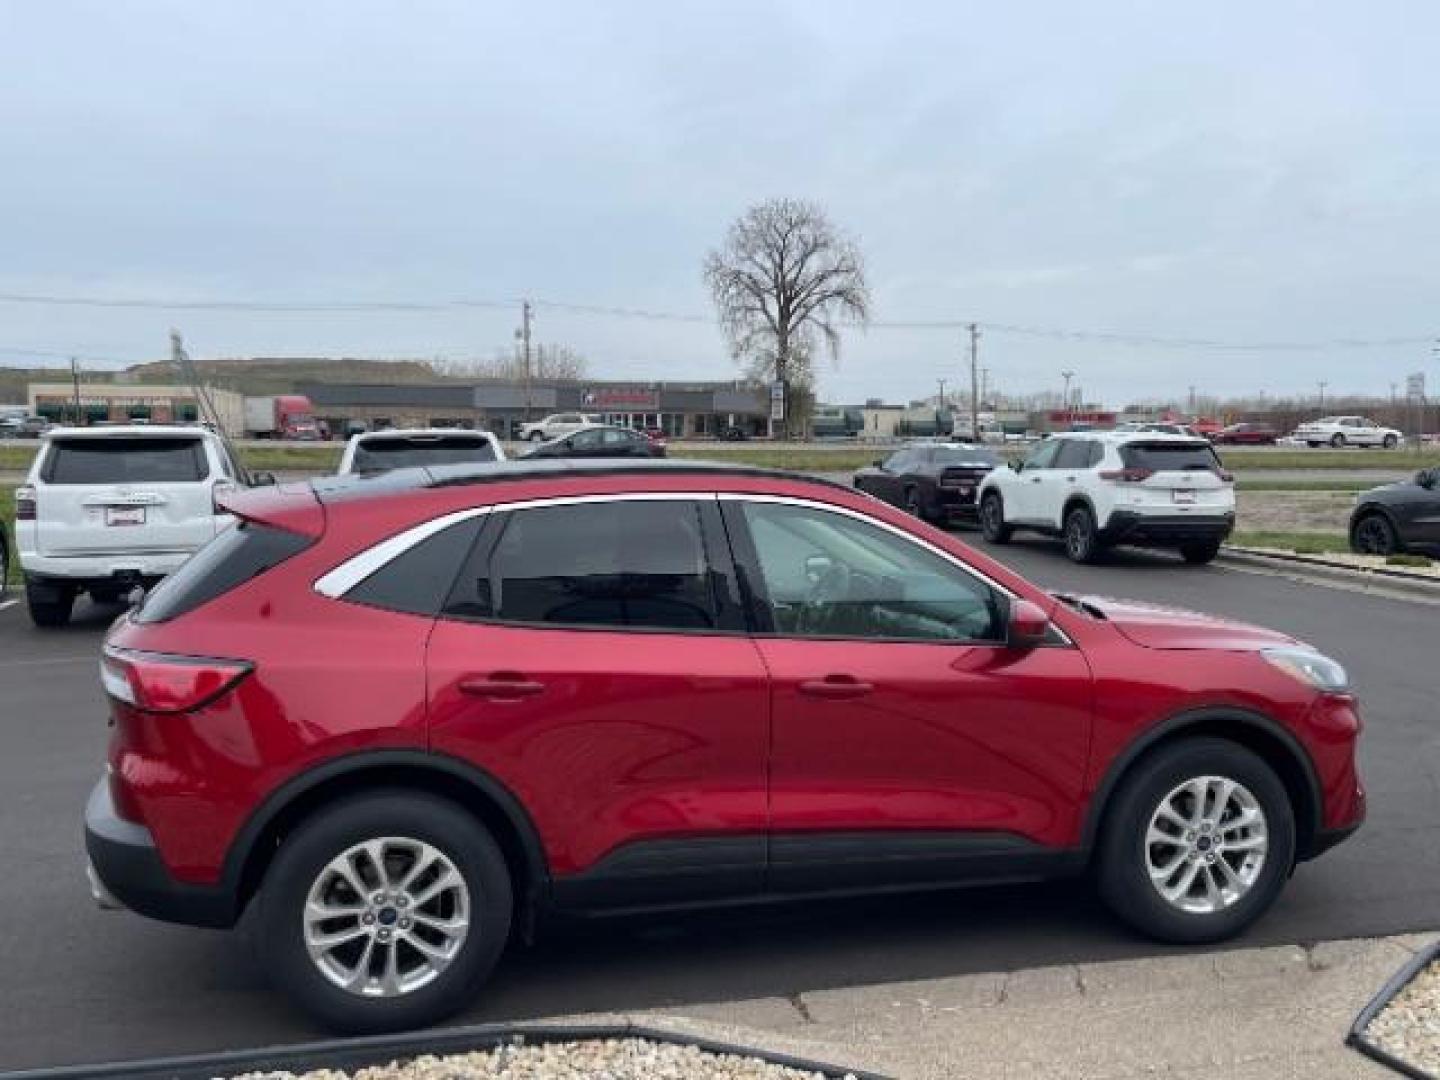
1219, 547, 1440, 599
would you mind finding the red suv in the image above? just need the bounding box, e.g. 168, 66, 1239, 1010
85, 461, 1364, 1032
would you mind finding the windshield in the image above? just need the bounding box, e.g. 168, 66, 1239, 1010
351, 434, 497, 472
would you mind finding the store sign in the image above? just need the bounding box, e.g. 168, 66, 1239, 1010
770, 380, 786, 422
583, 387, 658, 409
1406, 373, 1425, 401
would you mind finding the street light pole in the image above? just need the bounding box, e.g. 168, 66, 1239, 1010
1060, 370, 1075, 425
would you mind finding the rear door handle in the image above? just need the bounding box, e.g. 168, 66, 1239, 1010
458, 674, 546, 700
1030, 477, 1043, 483
798, 675, 874, 700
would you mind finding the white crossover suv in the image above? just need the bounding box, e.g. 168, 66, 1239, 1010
976, 431, 1236, 564
1292, 416, 1401, 449
15, 425, 248, 626
337, 428, 505, 474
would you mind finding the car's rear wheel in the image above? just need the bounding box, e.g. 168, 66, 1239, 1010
1383, 434, 1398, 449
1180, 540, 1222, 565
1097, 738, 1295, 943
1330, 433, 1345, 448
26, 582, 74, 628
1063, 505, 1100, 563
904, 486, 925, 519
259, 791, 513, 1034
979, 492, 1012, 543
1352, 512, 1401, 556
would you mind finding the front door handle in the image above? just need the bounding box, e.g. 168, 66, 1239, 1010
458, 674, 546, 700
798, 675, 874, 700
1030, 476, 1043, 483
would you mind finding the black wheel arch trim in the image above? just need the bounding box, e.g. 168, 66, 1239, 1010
1061, 492, 1099, 523
221, 748, 551, 915
1081, 706, 1325, 860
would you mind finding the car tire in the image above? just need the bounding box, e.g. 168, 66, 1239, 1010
1180, 540, 1222, 565
258, 791, 514, 1035
904, 486, 926, 520
0, 533, 9, 599
1330, 433, 1345, 448
26, 582, 74, 628
1063, 504, 1101, 563
1351, 512, 1401, 556
979, 492, 1012, 544
1383, 434, 1398, 449
1306, 442, 1320, 448
1097, 737, 1295, 944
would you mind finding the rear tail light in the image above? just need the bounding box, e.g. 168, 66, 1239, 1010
15, 485, 36, 520
212, 479, 238, 514
1098, 468, 1154, 483
1217, 470, 1235, 483
100, 645, 252, 714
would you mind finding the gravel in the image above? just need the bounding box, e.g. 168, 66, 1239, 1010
1365, 956, 1440, 1075
229, 1037, 860, 1080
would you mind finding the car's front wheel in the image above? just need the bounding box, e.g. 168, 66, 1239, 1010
1383, 434, 1398, 449
1352, 512, 1401, 556
1097, 737, 1295, 944
1330, 433, 1346, 448
979, 492, 1012, 543
259, 791, 513, 1034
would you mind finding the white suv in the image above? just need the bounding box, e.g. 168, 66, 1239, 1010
337, 428, 505, 474
518, 413, 601, 442
1292, 416, 1401, 449
15, 425, 246, 626
976, 432, 1236, 564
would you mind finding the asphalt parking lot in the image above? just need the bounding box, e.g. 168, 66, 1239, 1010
0, 538, 1437, 1071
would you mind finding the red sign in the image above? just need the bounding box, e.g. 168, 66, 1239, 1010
1046, 410, 1116, 424
583, 388, 659, 409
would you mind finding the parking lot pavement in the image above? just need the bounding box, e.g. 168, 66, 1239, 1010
0, 542, 1437, 1070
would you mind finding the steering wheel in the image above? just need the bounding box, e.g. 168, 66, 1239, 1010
799, 559, 852, 634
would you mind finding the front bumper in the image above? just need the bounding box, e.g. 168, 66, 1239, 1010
83, 778, 238, 928
1100, 511, 1235, 546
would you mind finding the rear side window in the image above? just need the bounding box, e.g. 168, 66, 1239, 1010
345, 516, 485, 617
43, 437, 208, 484
351, 435, 497, 472
444, 500, 718, 631
134, 522, 313, 624
1120, 441, 1221, 472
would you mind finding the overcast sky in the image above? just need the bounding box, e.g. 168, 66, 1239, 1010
2, 1, 1437, 406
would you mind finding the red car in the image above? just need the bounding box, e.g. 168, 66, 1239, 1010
1212, 423, 1279, 446
86, 461, 1364, 1032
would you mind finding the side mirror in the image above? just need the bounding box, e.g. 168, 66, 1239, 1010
1009, 459, 1024, 472
250, 471, 277, 487
1418, 469, 1436, 489
1008, 599, 1051, 648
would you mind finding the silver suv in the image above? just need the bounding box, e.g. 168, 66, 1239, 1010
15, 425, 246, 626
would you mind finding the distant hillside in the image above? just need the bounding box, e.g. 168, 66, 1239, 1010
119, 357, 451, 396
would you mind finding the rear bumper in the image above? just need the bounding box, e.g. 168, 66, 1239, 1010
20, 550, 194, 583
83, 778, 237, 929
1100, 511, 1235, 546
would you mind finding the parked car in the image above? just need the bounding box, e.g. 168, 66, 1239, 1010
977, 432, 1235, 564
632, 425, 669, 451
521, 424, 665, 459
14, 425, 264, 627
0, 414, 50, 438
1293, 416, 1401, 449
517, 413, 601, 443
1211, 423, 1279, 446
1349, 467, 1440, 555
84, 459, 1364, 1032
852, 442, 1000, 523
338, 429, 505, 474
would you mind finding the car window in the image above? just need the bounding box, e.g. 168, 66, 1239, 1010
42, 437, 209, 484
135, 521, 314, 623
569, 428, 603, 448
739, 501, 1004, 643
600, 428, 634, 446
1023, 439, 1061, 470
1120, 441, 1222, 472
1052, 439, 1092, 469
1086, 442, 1104, 467
352, 434, 497, 472
444, 500, 718, 631
343, 515, 485, 616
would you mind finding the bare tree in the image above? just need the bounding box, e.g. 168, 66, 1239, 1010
704, 198, 870, 436
430, 344, 587, 382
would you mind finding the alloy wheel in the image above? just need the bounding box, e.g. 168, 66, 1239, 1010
1354, 516, 1396, 555
303, 837, 471, 998
1144, 776, 1268, 915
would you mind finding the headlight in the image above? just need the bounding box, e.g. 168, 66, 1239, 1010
1262, 647, 1349, 692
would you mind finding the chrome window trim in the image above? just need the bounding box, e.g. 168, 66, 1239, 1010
312, 506, 493, 598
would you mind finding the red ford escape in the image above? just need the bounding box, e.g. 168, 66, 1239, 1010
85, 461, 1364, 1032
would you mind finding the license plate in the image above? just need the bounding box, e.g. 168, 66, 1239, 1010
106, 507, 146, 526
1172, 489, 1196, 505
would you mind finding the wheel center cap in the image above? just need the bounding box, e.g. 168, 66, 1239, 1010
1196, 835, 1213, 852
377, 906, 398, 926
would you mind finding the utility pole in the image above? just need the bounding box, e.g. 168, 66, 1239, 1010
937, 378, 946, 409
69, 356, 82, 426
1318, 380, 1328, 410
1188, 385, 1196, 414
981, 367, 990, 408
518, 300, 534, 426
968, 323, 980, 443
1060, 370, 1075, 423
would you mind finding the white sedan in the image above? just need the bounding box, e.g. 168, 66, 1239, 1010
1292, 416, 1402, 448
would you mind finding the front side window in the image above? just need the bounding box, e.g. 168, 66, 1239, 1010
739, 501, 1004, 643
569, 428, 603, 448
1053, 439, 1092, 469
446, 500, 718, 631
1023, 439, 1061, 470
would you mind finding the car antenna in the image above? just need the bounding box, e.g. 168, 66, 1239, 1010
170, 329, 253, 487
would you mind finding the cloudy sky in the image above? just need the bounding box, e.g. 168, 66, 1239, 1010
2, 1, 1437, 406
